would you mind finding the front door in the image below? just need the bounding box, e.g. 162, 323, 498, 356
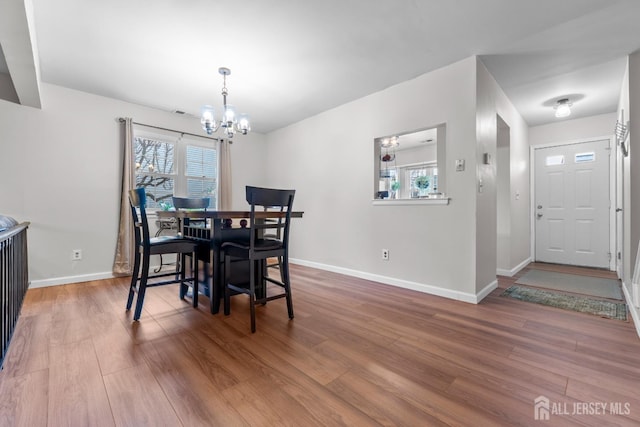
534, 139, 610, 268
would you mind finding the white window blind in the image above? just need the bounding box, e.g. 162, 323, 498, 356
185, 144, 217, 203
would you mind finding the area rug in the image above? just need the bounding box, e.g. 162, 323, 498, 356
501, 285, 627, 321
516, 269, 623, 300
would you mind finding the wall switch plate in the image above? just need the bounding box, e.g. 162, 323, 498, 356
455, 159, 465, 171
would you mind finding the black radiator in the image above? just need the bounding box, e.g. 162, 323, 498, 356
0, 217, 30, 369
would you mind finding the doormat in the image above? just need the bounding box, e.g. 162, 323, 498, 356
501, 285, 627, 321
516, 269, 623, 300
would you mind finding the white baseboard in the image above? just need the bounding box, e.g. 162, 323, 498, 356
622, 280, 640, 338
290, 258, 487, 304
496, 257, 531, 277
29, 271, 116, 288
475, 279, 498, 303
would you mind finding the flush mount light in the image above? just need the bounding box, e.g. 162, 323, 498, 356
554, 98, 572, 118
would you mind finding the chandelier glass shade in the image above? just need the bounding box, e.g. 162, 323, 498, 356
200, 67, 250, 138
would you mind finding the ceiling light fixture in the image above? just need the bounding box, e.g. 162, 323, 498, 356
380, 136, 399, 148
554, 98, 572, 118
200, 67, 250, 138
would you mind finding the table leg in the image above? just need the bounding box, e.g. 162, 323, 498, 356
210, 247, 222, 314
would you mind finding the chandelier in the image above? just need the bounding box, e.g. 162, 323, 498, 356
200, 67, 251, 138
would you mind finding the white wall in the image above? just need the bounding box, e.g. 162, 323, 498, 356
615, 56, 640, 337
265, 57, 481, 301
0, 83, 267, 285
529, 112, 616, 147
628, 52, 640, 325
618, 63, 630, 285
476, 58, 530, 283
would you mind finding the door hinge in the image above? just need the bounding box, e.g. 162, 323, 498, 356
608, 252, 612, 261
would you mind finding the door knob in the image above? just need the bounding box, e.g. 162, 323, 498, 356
537, 213, 543, 219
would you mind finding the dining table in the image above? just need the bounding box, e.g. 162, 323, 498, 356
156, 209, 304, 314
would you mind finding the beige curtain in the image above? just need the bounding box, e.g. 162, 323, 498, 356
113, 118, 135, 275
219, 139, 232, 210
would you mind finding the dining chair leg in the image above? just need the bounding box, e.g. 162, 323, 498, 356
259, 259, 267, 305
192, 254, 199, 308
266, 256, 284, 283
179, 254, 188, 301
276, 256, 284, 282
223, 254, 231, 316
249, 260, 257, 333
182, 253, 198, 308
133, 252, 151, 321
207, 259, 216, 315
127, 249, 141, 310
282, 258, 294, 319
211, 251, 223, 315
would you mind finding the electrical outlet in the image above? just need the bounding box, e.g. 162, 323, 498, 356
381, 249, 389, 260
72, 249, 82, 260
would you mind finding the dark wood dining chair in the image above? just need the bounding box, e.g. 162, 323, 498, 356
221, 186, 295, 333
172, 196, 210, 307
126, 188, 199, 320
172, 196, 210, 226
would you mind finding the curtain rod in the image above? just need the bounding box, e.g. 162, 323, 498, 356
117, 117, 231, 143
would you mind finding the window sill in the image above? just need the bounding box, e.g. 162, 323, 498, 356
372, 198, 450, 206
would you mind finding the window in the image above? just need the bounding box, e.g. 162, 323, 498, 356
407, 165, 438, 198
379, 163, 439, 199
134, 126, 218, 209
185, 145, 217, 200
135, 137, 175, 208
575, 152, 595, 163
545, 154, 565, 166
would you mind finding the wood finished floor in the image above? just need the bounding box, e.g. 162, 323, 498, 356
0, 263, 639, 426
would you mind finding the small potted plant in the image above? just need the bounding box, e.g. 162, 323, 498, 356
414, 175, 430, 197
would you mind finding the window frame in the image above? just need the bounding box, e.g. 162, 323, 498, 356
133, 125, 220, 210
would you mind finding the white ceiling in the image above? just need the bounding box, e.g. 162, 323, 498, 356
2, 0, 640, 133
